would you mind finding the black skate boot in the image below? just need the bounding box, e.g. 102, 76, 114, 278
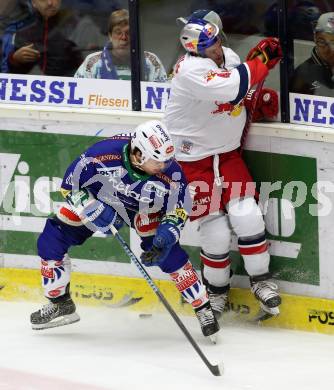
250, 273, 281, 321
201, 263, 230, 321
31, 295, 80, 330
208, 290, 229, 321
195, 301, 220, 343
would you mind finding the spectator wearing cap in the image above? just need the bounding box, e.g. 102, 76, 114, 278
74, 9, 167, 81
290, 12, 334, 96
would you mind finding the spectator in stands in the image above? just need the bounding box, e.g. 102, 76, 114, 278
6, 0, 82, 76
74, 9, 167, 81
0, 1, 32, 37
62, 0, 121, 58
0, 0, 35, 72
290, 12, 334, 96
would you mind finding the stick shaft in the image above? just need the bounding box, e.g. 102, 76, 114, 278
240, 79, 265, 155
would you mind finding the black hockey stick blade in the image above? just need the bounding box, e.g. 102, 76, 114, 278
211, 361, 224, 376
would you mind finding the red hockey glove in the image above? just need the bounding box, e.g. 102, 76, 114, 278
246, 37, 282, 70
244, 88, 279, 122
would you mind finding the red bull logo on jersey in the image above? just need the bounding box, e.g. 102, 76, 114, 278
212, 101, 243, 116
205, 70, 231, 82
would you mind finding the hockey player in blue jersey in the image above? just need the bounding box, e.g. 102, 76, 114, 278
30, 120, 220, 338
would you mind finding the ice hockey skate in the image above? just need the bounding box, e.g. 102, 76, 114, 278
208, 291, 229, 321
31, 297, 80, 330
194, 301, 220, 343
200, 263, 230, 322
250, 274, 281, 322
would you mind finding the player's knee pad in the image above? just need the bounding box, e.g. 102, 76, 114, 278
200, 250, 231, 290
169, 260, 208, 309
238, 230, 270, 276
41, 254, 71, 299
198, 213, 232, 255
227, 198, 270, 276
37, 217, 93, 260
227, 197, 265, 237
242, 251, 270, 276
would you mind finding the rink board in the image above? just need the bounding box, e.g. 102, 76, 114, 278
1, 268, 333, 335
1, 107, 334, 336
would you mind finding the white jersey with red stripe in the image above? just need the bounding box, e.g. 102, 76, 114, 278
164, 47, 262, 162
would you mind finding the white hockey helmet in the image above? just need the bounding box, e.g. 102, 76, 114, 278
180, 19, 220, 56
131, 120, 175, 165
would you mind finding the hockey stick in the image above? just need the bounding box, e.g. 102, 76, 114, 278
239, 78, 265, 155
110, 225, 223, 377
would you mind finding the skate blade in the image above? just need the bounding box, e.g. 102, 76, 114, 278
208, 330, 221, 345
209, 334, 218, 344
251, 305, 280, 323
32, 313, 80, 330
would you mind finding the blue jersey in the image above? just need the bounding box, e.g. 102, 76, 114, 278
60, 135, 191, 227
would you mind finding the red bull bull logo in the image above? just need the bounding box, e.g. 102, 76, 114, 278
212, 101, 243, 116
185, 40, 197, 51
205, 70, 231, 82
203, 24, 215, 37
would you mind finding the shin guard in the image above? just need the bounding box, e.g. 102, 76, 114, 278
41, 255, 71, 300
169, 260, 209, 309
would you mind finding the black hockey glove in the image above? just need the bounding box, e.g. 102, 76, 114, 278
140, 245, 163, 267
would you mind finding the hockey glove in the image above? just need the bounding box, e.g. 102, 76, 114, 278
140, 223, 181, 267
153, 222, 180, 250
244, 87, 279, 122
66, 189, 122, 233
247, 37, 282, 70
140, 245, 163, 267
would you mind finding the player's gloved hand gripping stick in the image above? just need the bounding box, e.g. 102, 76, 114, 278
140, 222, 181, 266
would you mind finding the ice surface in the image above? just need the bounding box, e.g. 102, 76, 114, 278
0, 301, 333, 390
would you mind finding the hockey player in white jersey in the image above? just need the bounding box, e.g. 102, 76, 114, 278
164, 17, 282, 321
